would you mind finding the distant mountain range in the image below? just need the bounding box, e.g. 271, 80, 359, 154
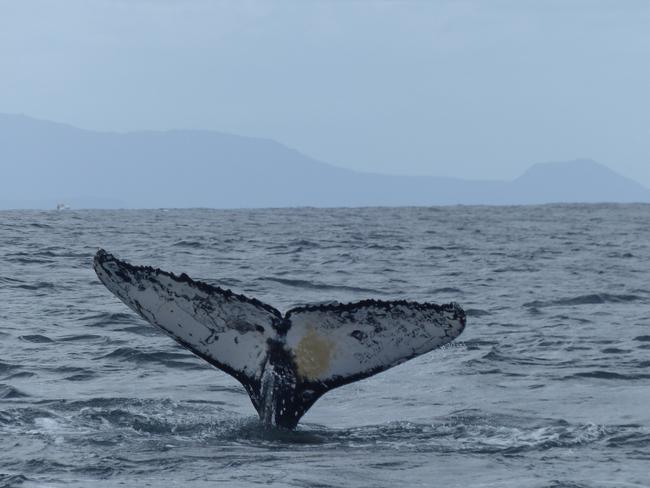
1, 113, 649, 209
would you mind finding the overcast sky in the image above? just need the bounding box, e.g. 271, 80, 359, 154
1, 0, 649, 185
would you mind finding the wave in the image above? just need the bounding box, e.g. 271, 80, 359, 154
259, 276, 384, 294
606, 430, 650, 448
5, 251, 54, 265
3, 372, 35, 380
267, 246, 305, 255
493, 266, 540, 273
98, 347, 207, 370
14, 282, 56, 291
601, 347, 629, 354
366, 244, 404, 251
551, 314, 592, 324
64, 372, 97, 382
465, 308, 491, 317
19, 334, 54, 343
116, 325, 160, 337
44, 366, 98, 382
570, 370, 650, 380
428, 287, 463, 294
1, 399, 647, 486
0, 474, 28, 488
606, 251, 636, 259
79, 312, 139, 327
287, 239, 322, 249
0, 276, 25, 285
57, 334, 104, 342
0, 398, 240, 439
171, 240, 204, 248
3, 400, 639, 453
474, 350, 563, 367
524, 293, 643, 308
0, 384, 29, 399
0, 361, 20, 375
312, 416, 617, 455
266, 240, 323, 253
31, 250, 58, 257
461, 339, 499, 350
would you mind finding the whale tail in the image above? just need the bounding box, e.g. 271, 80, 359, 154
93, 249, 466, 428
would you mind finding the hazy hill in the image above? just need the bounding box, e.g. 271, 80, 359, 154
506, 159, 650, 204
1, 114, 649, 209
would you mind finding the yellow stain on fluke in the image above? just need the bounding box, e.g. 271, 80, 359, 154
294, 327, 334, 380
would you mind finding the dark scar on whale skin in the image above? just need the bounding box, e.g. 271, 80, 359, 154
350, 330, 367, 341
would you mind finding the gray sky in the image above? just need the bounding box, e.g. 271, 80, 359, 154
1, 0, 650, 186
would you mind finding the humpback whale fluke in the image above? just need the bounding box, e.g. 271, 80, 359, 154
93, 249, 466, 429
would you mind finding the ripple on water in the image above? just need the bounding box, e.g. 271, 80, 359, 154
523, 293, 644, 308
19, 334, 54, 343
57, 334, 105, 342
172, 240, 204, 248
307, 416, 618, 455
80, 312, 140, 327
15, 281, 57, 290
97, 347, 208, 370
0, 384, 29, 399
258, 276, 384, 294
569, 371, 650, 380
0, 361, 21, 375
0, 474, 28, 487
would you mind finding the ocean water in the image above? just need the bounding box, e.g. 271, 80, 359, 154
1, 205, 649, 488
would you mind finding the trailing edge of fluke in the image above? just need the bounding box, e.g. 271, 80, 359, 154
93, 249, 466, 429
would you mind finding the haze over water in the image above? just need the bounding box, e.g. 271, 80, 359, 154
1, 205, 649, 487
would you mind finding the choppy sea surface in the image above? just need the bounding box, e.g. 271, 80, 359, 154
1, 205, 649, 488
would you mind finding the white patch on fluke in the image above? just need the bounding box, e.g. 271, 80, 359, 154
93, 251, 278, 382
285, 302, 465, 384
